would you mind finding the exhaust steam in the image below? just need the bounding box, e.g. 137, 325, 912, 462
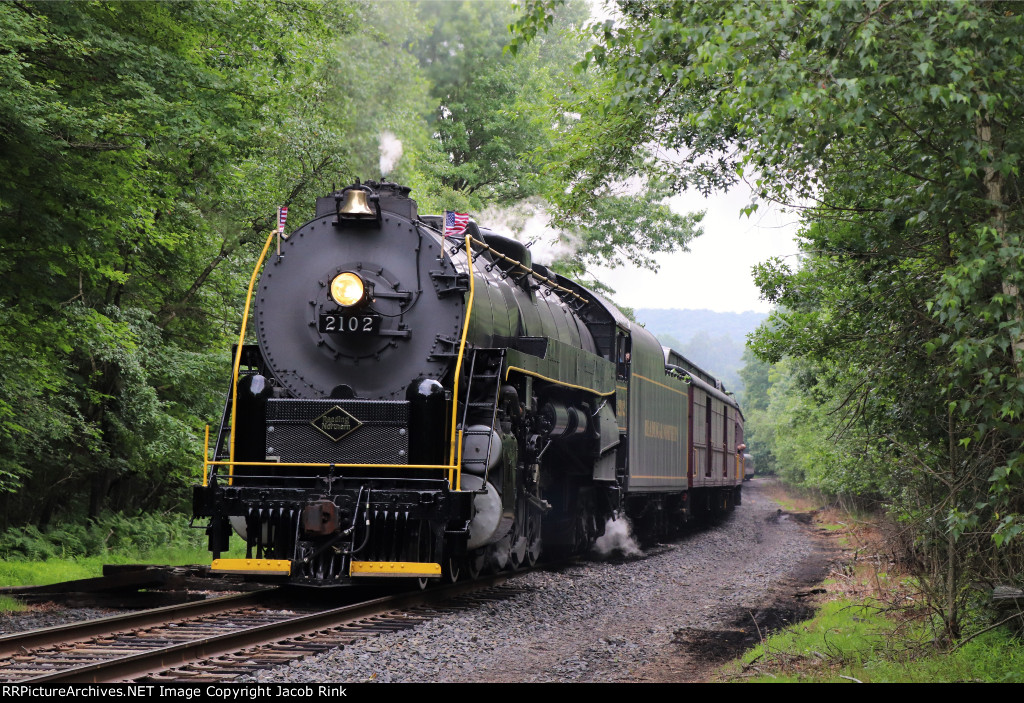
477, 200, 580, 266
593, 515, 642, 558
379, 131, 403, 177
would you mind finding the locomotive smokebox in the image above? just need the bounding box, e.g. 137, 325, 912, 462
259, 180, 462, 401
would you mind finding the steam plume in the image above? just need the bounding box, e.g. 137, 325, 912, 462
379, 131, 403, 176
593, 515, 643, 558
477, 200, 579, 265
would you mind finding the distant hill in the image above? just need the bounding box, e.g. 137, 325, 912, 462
633, 308, 769, 397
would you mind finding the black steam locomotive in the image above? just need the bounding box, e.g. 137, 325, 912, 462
192, 181, 746, 586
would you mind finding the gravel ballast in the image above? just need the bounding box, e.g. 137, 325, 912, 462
0, 605, 116, 635
243, 478, 828, 683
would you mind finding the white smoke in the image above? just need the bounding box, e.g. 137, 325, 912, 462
593, 515, 643, 558
379, 131, 403, 177
477, 200, 579, 265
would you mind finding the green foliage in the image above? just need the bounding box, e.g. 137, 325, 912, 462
737, 348, 777, 476
551, 185, 704, 277
411, 0, 700, 287
0, 511, 205, 562
0, 510, 244, 595
529, 0, 1024, 642
413, 0, 552, 203
0, 559, 113, 590
320, 1, 433, 185
0, 1, 352, 526
747, 356, 895, 501
0, 596, 28, 615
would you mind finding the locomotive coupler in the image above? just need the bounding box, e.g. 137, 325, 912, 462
301, 500, 339, 535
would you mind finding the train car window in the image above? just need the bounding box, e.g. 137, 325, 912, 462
616, 334, 630, 379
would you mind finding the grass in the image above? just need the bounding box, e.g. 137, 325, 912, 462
760, 480, 822, 513
726, 599, 1023, 683
0, 513, 246, 614
0, 595, 28, 614
0, 543, 238, 588
719, 480, 1024, 683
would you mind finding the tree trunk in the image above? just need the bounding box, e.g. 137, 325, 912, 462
977, 115, 1024, 371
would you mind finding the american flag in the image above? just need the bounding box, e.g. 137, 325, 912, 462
278, 206, 288, 234
443, 210, 470, 238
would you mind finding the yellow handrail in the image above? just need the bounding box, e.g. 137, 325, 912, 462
210, 460, 458, 469
203, 425, 210, 486
447, 234, 475, 491
229, 229, 277, 483
468, 237, 587, 304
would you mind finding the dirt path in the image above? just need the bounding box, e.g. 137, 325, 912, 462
644, 483, 839, 681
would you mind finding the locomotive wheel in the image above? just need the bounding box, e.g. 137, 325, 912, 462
412, 522, 432, 590
508, 522, 528, 571
464, 549, 486, 580
486, 536, 511, 572
574, 516, 587, 555
525, 512, 542, 568
574, 505, 595, 555
442, 554, 461, 583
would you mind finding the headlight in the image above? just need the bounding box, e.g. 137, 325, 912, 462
330, 272, 365, 307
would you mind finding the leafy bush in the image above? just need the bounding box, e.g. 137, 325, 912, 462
0, 512, 204, 561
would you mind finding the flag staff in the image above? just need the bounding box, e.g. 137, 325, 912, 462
276, 206, 288, 256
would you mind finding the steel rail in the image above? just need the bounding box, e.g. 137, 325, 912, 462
13, 574, 510, 683
0, 591, 270, 658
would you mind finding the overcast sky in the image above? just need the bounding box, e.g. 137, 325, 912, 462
592, 184, 804, 314
573, 0, 803, 315
483, 182, 805, 315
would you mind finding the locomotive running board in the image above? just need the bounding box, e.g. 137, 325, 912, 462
349, 561, 442, 578
210, 558, 292, 576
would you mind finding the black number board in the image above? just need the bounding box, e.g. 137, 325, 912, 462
318, 313, 381, 334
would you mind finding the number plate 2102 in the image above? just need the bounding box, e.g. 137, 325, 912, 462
318, 313, 380, 334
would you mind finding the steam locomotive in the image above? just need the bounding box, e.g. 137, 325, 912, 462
192, 181, 746, 586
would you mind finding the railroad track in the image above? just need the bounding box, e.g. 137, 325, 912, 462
0, 574, 527, 683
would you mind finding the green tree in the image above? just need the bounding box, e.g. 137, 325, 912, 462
413, 0, 564, 202
518, 0, 1024, 641
737, 347, 776, 475
0, 1, 342, 525
412, 0, 702, 288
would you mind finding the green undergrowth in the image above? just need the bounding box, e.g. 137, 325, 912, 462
725, 598, 1023, 682
0, 511, 243, 592
0, 512, 205, 562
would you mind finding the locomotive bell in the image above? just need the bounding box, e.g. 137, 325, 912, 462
337, 188, 376, 219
